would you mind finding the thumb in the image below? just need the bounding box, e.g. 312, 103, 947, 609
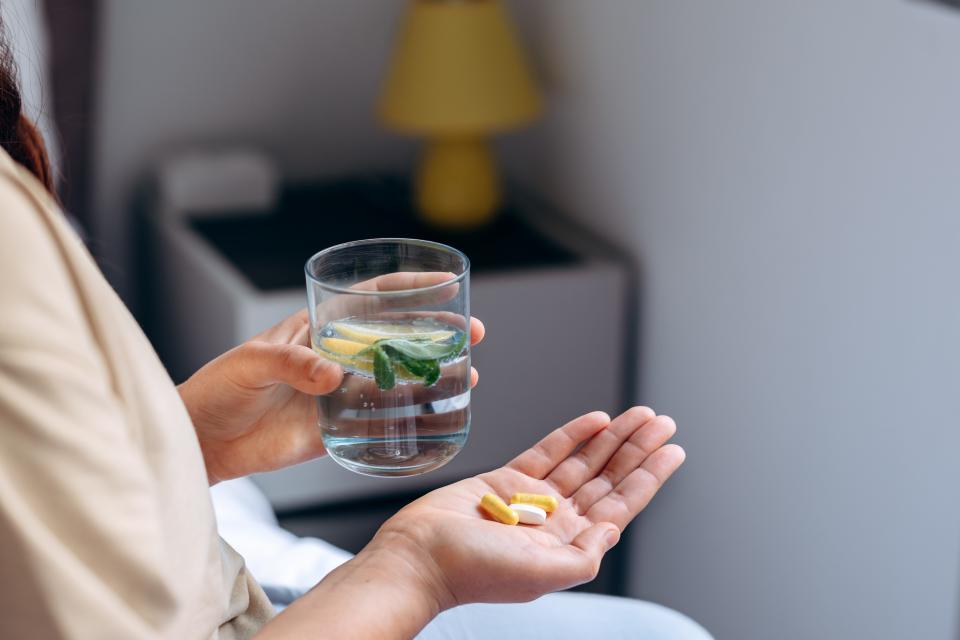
235, 342, 343, 394
570, 522, 621, 578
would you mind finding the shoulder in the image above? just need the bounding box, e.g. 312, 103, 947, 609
0, 152, 92, 354
0, 153, 63, 269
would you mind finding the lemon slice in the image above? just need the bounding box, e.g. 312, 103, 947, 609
315, 338, 374, 374
322, 352, 375, 374
330, 321, 454, 345
315, 337, 420, 380
319, 337, 369, 356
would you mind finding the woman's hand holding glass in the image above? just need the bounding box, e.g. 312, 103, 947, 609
177, 272, 484, 484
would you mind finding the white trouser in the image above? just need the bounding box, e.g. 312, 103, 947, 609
418, 593, 711, 639
211, 479, 712, 639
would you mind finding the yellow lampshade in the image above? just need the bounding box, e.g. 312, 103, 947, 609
379, 0, 542, 135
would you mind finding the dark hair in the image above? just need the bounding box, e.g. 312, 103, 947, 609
0, 22, 55, 194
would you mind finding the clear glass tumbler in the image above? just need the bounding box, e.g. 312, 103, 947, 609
305, 238, 471, 477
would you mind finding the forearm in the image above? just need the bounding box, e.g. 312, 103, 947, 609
254, 534, 447, 640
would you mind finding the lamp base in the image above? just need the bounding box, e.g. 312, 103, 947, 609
416, 136, 500, 229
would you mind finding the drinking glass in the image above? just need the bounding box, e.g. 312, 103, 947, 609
305, 238, 471, 477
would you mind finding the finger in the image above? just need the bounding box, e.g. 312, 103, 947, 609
353, 271, 458, 293
327, 406, 468, 442
585, 444, 686, 529
471, 367, 479, 387
356, 272, 461, 309
470, 318, 485, 346
570, 521, 621, 573
360, 311, 484, 345
571, 415, 677, 514
540, 522, 620, 591
252, 309, 310, 345
506, 411, 611, 479
547, 407, 656, 497
314, 273, 464, 328
235, 342, 343, 395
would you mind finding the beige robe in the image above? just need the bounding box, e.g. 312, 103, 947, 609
0, 148, 274, 638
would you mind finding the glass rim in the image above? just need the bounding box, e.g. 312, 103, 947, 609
304, 237, 470, 297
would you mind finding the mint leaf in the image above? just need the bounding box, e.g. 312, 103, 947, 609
394, 352, 441, 386
362, 331, 465, 389
372, 346, 396, 390
378, 332, 466, 362
377, 339, 453, 360
422, 360, 441, 386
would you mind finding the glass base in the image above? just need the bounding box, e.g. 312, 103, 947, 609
323, 432, 469, 478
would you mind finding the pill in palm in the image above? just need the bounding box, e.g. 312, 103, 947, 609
480, 493, 519, 525
510, 503, 547, 525
510, 493, 558, 513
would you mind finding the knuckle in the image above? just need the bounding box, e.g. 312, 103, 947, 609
277, 344, 298, 365
598, 468, 618, 488
276, 345, 310, 377
531, 444, 554, 468
579, 558, 601, 583
572, 450, 592, 470
591, 558, 602, 579
624, 406, 654, 422
237, 341, 269, 365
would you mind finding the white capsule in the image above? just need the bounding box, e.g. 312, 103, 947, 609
509, 503, 547, 525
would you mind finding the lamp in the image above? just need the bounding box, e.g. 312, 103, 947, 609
379, 0, 542, 228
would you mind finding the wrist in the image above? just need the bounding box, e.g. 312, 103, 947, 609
175, 379, 222, 485
259, 533, 449, 639
362, 527, 455, 613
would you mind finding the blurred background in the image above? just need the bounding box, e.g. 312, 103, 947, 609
8, 0, 960, 638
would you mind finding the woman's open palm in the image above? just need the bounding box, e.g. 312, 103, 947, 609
375, 408, 685, 608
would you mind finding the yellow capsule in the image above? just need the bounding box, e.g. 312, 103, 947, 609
479, 493, 519, 525
510, 493, 559, 513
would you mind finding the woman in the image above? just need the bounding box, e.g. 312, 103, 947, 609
0, 26, 697, 639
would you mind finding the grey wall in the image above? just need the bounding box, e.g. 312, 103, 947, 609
506, 1, 960, 638
94, 1, 411, 300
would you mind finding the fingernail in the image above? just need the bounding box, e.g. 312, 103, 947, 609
605, 529, 620, 551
